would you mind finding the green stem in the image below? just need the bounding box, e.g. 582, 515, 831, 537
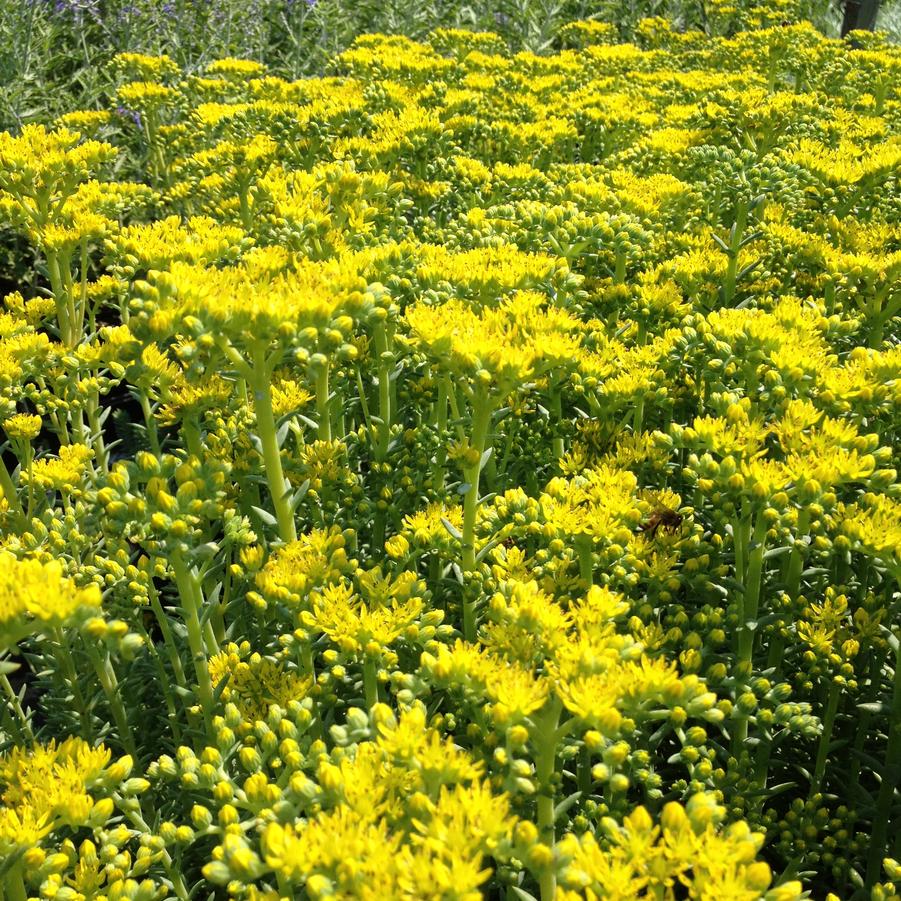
46, 248, 73, 346
0, 454, 24, 523
723, 201, 748, 306
549, 387, 564, 460
429, 552, 441, 589
192, 570, 219, 655
63, 253, 78, 347
633, 395, 645, 435
69, 406, 89, 462
824, 279, 836, 317
5, 858, 26, 901
300, 641, 322, 740
354, 365, 373, 436
433, 378, 448, 493
576, 535, 594, 586
785, 508, 810, 600
182, 417, 202, 459
0, 669, 32, 743
373, 323, 392, 460
276, 874, 292, 899
86, 645, 138, 759
869, 316, 885, 349
578, 744, 591, 798
372, 509, 387, 557
301, 641, 316, 681
86, 391, 109, 475
733, 513, 767, 752
121, 803, 190, 900
147, 582, 187, 689
136, 618, 182, 743
810, 679, 841, 794
314, 361, 331, 442
213, 565, 229, 647
250, 343, 297, 543
444, 376, 466, 443
171, 552, 216, 735
614, 247, 627, 284
534, 699, 563, 901
56, 629, 94, 741
238, 178, 253, 231
738, 515, 768, 664
761, 507, 811, 689
461, 389, 494, 641
78, 239, 89, 336
866, 633, 901, 888
363, 657, 379, 709
138, 391, 161, 457
732, 513, 748, 626
848, 649, 879, 803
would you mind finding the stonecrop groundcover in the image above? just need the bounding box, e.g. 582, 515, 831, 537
0, 5, 900, 900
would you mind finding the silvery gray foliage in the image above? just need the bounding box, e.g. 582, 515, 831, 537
0, 0, 898, 129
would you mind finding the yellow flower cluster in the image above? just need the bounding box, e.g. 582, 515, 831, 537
0, 5, 898, 900
0, 551, 101, 650
556, 796, 802, 900
0, 738, 121, 855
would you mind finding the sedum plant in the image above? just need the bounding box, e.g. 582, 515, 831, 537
0, 6, 899, 900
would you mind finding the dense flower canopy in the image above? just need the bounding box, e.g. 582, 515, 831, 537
0, 6, 898, 901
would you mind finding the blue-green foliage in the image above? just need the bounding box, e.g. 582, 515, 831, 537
0, 0, 897, 129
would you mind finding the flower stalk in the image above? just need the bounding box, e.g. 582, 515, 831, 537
171, 552, 216, 735
866, 631, 901, 888
533, 699, 563, 901
85, 643, 138, 760
0, 455, 24, 524
810, 678, 841, 794
5, 857, 27, 901
249, 342, 297, 544
363, 657, 379, 709
461, 387, 494, 641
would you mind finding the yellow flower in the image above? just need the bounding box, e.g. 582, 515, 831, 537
842, 494, 901, 575
210, 704, 513, 895
206, 58, 268, 80
253, 527, 356, 609
112, 52, 180, 82
0, 551, 101, 650
0, 738, 118, 856
422, 640, 549, 722
557, 795, 795, 900
208, 643, 312, 727
0, 125, 117, 232
2, 412, 41, 441
23, 444, 94, 491
271, 375, 314, 417
399, 502, 463, 552
375, 704, 482, 786
107, 215, 247, 271
540, 464, 642, 543
483, 578, 571, 663
406, 291, 582, 393
300, 579, 425, 660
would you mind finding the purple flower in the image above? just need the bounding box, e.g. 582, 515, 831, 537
45, 0, 101, 22
116, 105, 142, 128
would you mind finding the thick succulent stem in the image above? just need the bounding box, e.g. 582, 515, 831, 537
250, 342, 297, 544
461, 388, 494, 641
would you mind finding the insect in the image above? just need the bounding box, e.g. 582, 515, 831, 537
638, 506, 684, 538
